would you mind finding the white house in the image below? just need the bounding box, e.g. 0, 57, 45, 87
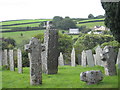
93, 26, 110, 31
69, 28, 79, 34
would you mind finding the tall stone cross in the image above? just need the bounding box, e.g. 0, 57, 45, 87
25, 37, 42, 85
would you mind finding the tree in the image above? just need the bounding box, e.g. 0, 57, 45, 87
52, 16, 63, 28
59, 18, 76, 30
2, 37, 16, 50
52, 16, 76, 30
88, 14, 94, 19
101, 2, 120, 42
74, 34, 115, 54
95, 15, 105, 19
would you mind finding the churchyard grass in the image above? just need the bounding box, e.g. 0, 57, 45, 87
2, 65, 118, 88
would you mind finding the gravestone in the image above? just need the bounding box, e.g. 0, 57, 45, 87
81, 50, 87, 67
0, 50, 2, 66
78, 54, 81, 65
17, 49, 22, 73
25, 37, 42, 85
100, 46, 117, 76
41, 44, 47, 73
117, 48, 120, 69
80, 70, 103, 85
58, 52, 64, 66
4, 49, 8, 66
43, 26, 59, 74
71, 47, 76, 67
93, 54, 97, 66
86, 50, 94, 67
9, 50, 14, 71
95, 46, 103, 66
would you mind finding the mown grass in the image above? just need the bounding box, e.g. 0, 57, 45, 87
2, 65, 118, 88
77, 22, 105, 28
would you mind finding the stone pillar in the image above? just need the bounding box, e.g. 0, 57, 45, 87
100, 46, 117, 76
17, 49, 22, 73
117, 48, 120, 69
93, 54, 97, 66
86, 50, 94, 67
78, 54, 81, 65
71, 47, 76, 67
9, 50, 14, 71
58, 52, 64, 66
81, 50, 87, 67
25, 37, 42, 85
4, 49, 8, 66
44, 29, 59, 74
0, 50, 2, 66
95, 45, 103, 66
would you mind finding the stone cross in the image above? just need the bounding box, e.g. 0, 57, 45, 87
25, 37, 42, 85
71, 47, 76, 67
117, 48, 120, 69
17, 49, 23, 73
86, 50, 94, 67
100, 46, 117, 76
81, 50, 87, 67
58, 52, 64, 66
43, 29, 59, 74
9, 50, 14, 71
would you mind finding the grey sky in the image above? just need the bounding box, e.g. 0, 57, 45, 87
0, 0, 105, 21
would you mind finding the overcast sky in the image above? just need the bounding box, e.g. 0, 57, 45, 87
0, 0, 105, 21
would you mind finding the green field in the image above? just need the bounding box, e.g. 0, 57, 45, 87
2, 30, 45, 45
78, 18, 104, 23
2, 19, 51, 25
2, 65, 118, 88
77, 22, 105, 28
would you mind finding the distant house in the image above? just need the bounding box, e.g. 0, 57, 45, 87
88, 25, 110, 34
93, 26, 110, 31
69, 28, 79, 34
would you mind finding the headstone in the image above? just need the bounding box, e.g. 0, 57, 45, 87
93, 54, 97, 66
41, 44, 47, 73
9, 50, 14, 71
100, 46, 117, 76
17, 49, 22, 73
4, 49, 8, 66
86, 50, 94, 67
58, 52, 64, 66
81, 50, 87, 67
78, 54, 81, 65
0, 50, 2, 66
80, 70, 103, 85
95, 46, 103, 66
43, 28, 59, 74
25, 37, 42, 85
117, 48, 120, 69
71, 47, 76, 67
